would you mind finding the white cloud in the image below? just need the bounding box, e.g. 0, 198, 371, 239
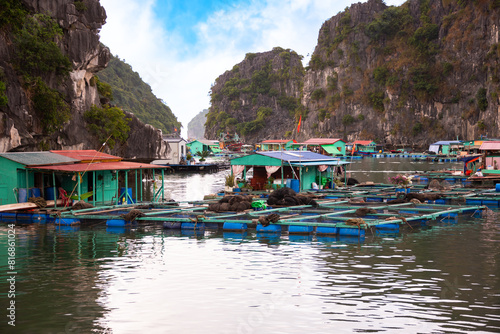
99, 0, 405, 138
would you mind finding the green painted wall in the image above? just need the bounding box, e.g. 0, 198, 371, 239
358, 144, 377, 153
231, 154, 282, 166
0, 158, 26, 204
300, 168, 318, 191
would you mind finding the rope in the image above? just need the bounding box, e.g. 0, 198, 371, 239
72, 201, 94, 210
28, 197, 47, 208
345, 218, 367, 228
257, 213, 280, 227
120, 209, 145, 222
385, 216, 412, 229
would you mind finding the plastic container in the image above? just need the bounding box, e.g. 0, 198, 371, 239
223, 222, 248, 231
338, 227, 365, 236
181, 222, 205, 230
45, 187, 59, 201
496, 183, 500, 192
316, 226, 338, 235
18, 188, 28, 203
289, 179, 300, 193
119, 188, 133, 204
30, 188, 41, 198
106, 219, 129, 227
55, 218, 80, 226
256, 224, 281, 233
288, 225, 314, 234
1, 213, 16, 222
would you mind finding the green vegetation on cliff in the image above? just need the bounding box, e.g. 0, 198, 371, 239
14, 14, 72, 78
2, 4, 72, 134
97, 53, 181, 134
84, 105, 131, 149
207, 47, 304, 139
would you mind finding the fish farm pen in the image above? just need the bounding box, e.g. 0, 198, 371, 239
0, 186, 488, 238
3, 175, 500, 241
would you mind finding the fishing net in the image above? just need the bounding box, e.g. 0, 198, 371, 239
72, 201, 94, 210
120, 209, 145, 222
28, 197, 47, 208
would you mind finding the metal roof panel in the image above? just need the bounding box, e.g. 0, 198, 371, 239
29, 161, 167, 172
51, 150, 121, 162
0, 152, 79, 166
480, 141, 500, 151
258, 150, 342, 162
431, 141, 461, 145
301, 138, 344, 145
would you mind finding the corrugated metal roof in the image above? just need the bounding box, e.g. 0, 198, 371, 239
290, 160, 350, 166
480, 141, 500, 151
29, 161, 167, 172
258, 151, 342, 162
0, 152, 79, 166
51, 150, 121, 162
231, 151, 350, 166
302, 138, 344, 145
260, 139, 295, 144
431, 141, 461, 145
322, 145, 343, 154
353, 140, 376, 145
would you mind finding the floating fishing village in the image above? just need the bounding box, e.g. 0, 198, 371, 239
1, 137, 499, 240
1, 0, 500, 332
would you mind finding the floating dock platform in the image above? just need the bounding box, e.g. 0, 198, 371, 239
0, 195, 481, 238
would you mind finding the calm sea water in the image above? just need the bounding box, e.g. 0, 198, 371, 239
1, 158, 499, 334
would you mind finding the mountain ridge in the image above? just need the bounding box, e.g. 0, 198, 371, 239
206, 0, 500, 149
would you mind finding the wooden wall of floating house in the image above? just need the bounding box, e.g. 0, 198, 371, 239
0, 158, 26, 204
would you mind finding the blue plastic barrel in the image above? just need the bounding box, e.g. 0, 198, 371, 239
16, 213, 33, 224
107, 219, 129, 227
18, 188, 28, 203
338, 227, 366, 236
289, 179, 300, 193
30, 187, 41, 198
256, 224, 282, 233
56, 218, 80, 225
45, 187, 58, 201
289, 225, 314, 234
316, 226, 338, 235
496, 184, 500, 192
119, 187, 133, 204
223, 222, 248, 231
1, 213, 16, 222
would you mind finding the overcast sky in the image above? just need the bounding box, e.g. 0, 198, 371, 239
99, 0, 406, 138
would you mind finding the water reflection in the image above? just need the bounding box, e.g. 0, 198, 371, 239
1, 218, 499, 333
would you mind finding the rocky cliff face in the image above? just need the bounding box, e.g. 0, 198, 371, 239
188, 109, 208, 140
0, 0, 170, 160
206, 0, 500, 149
205, 47, 305, 143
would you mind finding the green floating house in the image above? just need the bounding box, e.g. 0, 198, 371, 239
428, 140, 462, 155
230, 151, 350, 192
300, 138, 346, 156
187, 139, 221, 155
259, 139, 297, 151
0, 150, 169, 206
352, 140, 378, 155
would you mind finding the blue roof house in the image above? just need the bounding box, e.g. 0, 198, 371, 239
230, 151, 350, 191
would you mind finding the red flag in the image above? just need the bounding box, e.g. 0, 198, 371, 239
297, 115, 302, 133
